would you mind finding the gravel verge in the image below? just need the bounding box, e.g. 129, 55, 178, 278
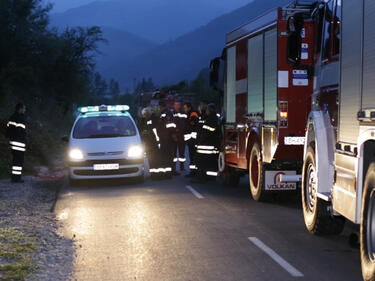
0, 177, 73, 281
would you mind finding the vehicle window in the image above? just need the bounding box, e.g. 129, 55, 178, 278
322, 0, 334, 61
73, 116, 136, 139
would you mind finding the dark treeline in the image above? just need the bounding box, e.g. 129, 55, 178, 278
0, 0, 106, 175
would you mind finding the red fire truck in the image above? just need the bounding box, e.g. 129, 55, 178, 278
211, 1, 316, 201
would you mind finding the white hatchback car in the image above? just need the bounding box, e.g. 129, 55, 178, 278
67, 105, 144, 184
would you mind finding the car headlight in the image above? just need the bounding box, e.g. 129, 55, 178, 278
69, 149, 84, 160
127, 145, 143, 159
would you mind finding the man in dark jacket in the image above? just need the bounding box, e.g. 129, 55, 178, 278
172, 100, 186, 175
6, 103, 27, 183
157, 101, 176, 179
183, 103, 199, 177
141, 107, 160, 180
193, 103, 220, 183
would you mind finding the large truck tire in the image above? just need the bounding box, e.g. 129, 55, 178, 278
219, 152, 240, 187
360, 162, 375, 281
302, 146, 345, 235
249, 142, 266, 201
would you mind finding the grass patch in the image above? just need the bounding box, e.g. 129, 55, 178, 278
0, 228, 39, 281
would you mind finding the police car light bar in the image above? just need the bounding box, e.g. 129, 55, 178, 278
78, 105, 130, 114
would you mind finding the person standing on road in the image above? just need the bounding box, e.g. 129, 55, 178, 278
192, 103, 220, 183
157, 101, 176, 179
183, 103, 199, 177
172, 100, 186, 175
6, 103, 27, 183
141, 107, 161, 180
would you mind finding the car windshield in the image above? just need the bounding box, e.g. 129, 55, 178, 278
73, 116, 136, 139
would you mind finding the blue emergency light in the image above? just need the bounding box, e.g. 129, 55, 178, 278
78, 105, 130, 114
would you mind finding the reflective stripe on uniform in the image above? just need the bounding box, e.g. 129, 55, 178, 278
161, 113, 167, 118
202, 125, 216, 132
206, 171, 218, 176
196, 149, 219, 155
166, 123, 176, 128
179, 158, 186, 163
197, 145, 215, 150
189, 165, 197, 170
173, 113, 188, 118
11, 146, 26, 152
191, 132, 197, 139
12, 171, 22, 175
10, 141, 26, 147
152, 128, 160, 142
12, 166, 22, 171
184, 134, 191, 141
7, 121, 26, 129
173, 158, 179, 163
150, 167, 172, 173
147, 120, 152, 125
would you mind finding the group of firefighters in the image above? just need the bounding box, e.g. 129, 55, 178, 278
140, 100, 220, 183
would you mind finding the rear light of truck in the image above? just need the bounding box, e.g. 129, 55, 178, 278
279, 101, 288, 128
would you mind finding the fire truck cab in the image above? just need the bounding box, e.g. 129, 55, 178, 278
298, 0, 375, 279
211, 1, 316, 201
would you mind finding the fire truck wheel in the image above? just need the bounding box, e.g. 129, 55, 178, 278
249, 142, 266, 201
219, 152, 240, 187
221, 168, 240, 187
360, 162, 375, 281
302, 146, 345, 235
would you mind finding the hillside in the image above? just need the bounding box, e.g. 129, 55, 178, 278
108, 0, 291, 89
96, 27, 157, 76
50, 0, 249, 43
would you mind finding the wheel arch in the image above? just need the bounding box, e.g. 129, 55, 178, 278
304, 111, 336, 197
246, 128, 261, 165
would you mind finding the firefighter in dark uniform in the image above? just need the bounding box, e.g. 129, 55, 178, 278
183, 102, 199, 177
157, 101, 176, 179
172, 100, 186, 175
192, 103, 220, 183
141, 107, 161, 180
6, 103, 27, 183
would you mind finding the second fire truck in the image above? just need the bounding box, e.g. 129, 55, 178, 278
211, 1, 316, 201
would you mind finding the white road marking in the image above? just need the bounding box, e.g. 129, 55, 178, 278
185, 185, 204, 199
248, 237, 304, 278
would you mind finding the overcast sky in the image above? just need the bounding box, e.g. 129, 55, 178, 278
47, 0, 251, 13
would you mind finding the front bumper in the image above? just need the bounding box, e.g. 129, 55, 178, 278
68, 158, 144, 180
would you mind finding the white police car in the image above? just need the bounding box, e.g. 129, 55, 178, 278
67, 105, 144, 184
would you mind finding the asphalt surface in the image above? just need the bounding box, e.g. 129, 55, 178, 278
55, 173, 362, 281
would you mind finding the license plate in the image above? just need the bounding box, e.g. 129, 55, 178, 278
265, 171, 297, 190
93, 164, 120, 170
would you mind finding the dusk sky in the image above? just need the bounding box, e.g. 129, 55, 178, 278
47, 0, 252, 13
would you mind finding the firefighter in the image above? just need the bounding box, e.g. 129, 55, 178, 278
172, 100, 186, 175
141, 107, 160, 180
6, 103, 27, 183
183, 102, 199, 177
192, 103, 220, 183
157, 101, 176, 179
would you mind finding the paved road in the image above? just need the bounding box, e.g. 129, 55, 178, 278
55, 175, 362, 281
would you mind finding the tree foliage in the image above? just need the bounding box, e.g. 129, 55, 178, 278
0, 0, 105, 169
